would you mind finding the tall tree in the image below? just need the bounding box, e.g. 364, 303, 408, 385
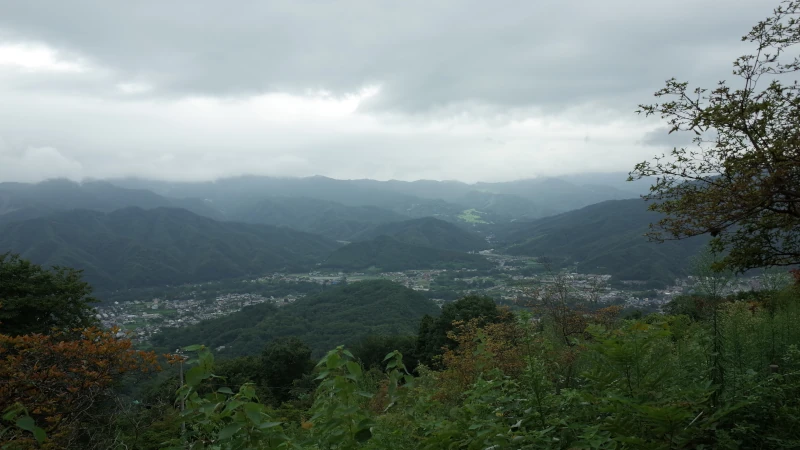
631, 1, 800, 272
0, 327, 160, 448
415, 295, 507, 367
260, 337, 314, 403
0, 253, 98, 336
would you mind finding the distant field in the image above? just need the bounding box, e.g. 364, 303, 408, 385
458, 208, 489, 224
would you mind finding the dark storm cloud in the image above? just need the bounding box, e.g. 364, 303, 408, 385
0, 0, 773, 112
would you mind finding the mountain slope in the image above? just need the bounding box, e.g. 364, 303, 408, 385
225, 196, 406, 240
352, 217, 488, 251
503, 199, 709, 284
0, 179, 223, 221
151, 280, 440, 356
0, 207, 339, 291
324, 235, 492, 272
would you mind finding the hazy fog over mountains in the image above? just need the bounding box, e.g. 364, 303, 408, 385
0, 0, 753, 292
1, 172, 648, 226
0, 172, 700, 288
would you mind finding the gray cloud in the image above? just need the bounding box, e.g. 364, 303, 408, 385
638, 127, 694, 149
0, 0, 772, 111
0, 0, 778, 182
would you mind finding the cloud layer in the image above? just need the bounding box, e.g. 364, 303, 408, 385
0, 0, 775, 182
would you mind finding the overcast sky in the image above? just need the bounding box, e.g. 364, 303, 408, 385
0, 0, 774, 183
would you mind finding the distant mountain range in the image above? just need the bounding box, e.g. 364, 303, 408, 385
106, 173, 647, 223
500, 198, 709, 285
151, 279, 440, 356
0, 207, 339, 291
0, 179, 222, 222
350, 217, 488, 252
224, 196, 407, 240
1, 174, 648, 227
0, 174, 706, 289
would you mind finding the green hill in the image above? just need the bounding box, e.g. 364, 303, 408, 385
352, 217, 488, 251
151, 280, 440, 356
324, 235, 492, 272
0, 207, 339, 291
503, 199, 709, 285
0, 179, 223, 221
226, 196, 406, 240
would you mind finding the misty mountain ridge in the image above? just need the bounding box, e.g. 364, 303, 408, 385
0, 174, 703, 288
105, 172, 646, 222
1, 174, 646, 227
0, 179, 223, 222
501, 198, 709, 286
0, 207, 340, 291
350, 216, 488, 252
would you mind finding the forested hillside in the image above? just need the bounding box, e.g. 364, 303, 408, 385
0, 207, 339, 291
503, 198, 708, 285
351, 216, 488, 251
0, 179, 222, 221
224, 196, 406, 240
151, 280, 439, 356
323, 235, 492, 271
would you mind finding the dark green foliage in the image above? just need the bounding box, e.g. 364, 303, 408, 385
260, 337, 315, 403
323, 235, 492, 272
350, 334, 418, 371
211, 340, 316, 407
632, 0, 800, 273
0, 253, 97, 336
415, 295, 507, 366
351, 217, 488, 252
0, 207, 339, 291
663, 294, 726, 321
152, 280, 440, 357
172, 345, 291, 448
213, 356, 265, 397
504, 198, 708, 284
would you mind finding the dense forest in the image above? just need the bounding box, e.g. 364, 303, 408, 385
349, 217, 488, 252
4, 250, 800, 449
151, 280, 440, 357
501, 198, 709, 285
222, 197, 407, 241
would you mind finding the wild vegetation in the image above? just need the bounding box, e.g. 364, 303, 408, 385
151, 280, 440, 357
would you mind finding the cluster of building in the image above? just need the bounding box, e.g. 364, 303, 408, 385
97, 255, 793, 342
96, 292, 302, 341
